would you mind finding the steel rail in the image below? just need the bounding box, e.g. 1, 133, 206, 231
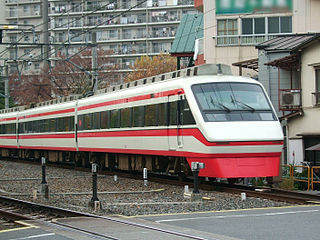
0, 195, 210, 240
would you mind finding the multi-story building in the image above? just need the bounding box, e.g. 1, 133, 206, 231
195, 0, 320, 76
1, 0, 196, 79
3, 0, 44, 74
48, 0, 196, 80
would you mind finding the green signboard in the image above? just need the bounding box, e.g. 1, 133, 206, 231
216, 0, 292, 15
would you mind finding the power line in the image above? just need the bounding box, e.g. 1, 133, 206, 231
0, 1, 86, 59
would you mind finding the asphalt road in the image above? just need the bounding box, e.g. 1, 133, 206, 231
139, 205, 320, 240
2, 205, 320, 240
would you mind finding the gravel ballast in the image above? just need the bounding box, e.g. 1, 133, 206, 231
0, 160, 290, 216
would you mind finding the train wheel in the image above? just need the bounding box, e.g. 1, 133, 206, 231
266, 177, 273, 186
178, 172, 186, 182
227, 178, 238, 185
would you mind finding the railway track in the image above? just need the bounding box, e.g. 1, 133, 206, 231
0, 195, 211, 240
2, 157, 320, 206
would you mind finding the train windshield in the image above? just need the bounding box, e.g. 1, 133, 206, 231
192, 82, 277, 122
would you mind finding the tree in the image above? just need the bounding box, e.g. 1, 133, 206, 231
9, 48, 119, 106
124, 53, 177, 82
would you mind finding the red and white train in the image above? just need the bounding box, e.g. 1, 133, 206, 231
0, 64, 283, 180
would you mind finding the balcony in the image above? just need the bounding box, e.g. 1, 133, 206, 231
312, 92, 320, 106
280, 89, 301, 111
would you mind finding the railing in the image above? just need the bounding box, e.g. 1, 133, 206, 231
282, 165, 320, 191
312, 92, 320, 106
216, 33, 287, 46
311, 167, 320, 190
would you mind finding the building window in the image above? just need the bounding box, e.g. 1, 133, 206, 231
268, 16, 292, 34
217, 19, 238, 45
242, 18, 265, 35
314, 69, 320, 105
240, 16, 292, 45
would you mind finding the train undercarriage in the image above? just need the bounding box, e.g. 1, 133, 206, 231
0, 148, 193, 180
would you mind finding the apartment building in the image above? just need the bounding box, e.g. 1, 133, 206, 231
1, 0, 196, 79
48, 0, 196, 79
3, 0, 44, 73
195, 0, 320, 76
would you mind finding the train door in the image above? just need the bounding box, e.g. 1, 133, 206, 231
168, 94, 183, 150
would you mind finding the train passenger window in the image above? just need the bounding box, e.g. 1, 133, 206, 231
121, 108, 132, 128
110, 109, 120, 128
64, 117, 71, 131
145, 104, 158, 126
158, 103, 167, 126
182, 100, 196, 125
18, 123, 23, 134
33, 121, 39, 133
169, 101, 177, 125
132, 106, 144, 127
84, 114, 92, 130
70, 117, 75, 131
49, 118, 56, 132
57, 118, 65, 132
78, 115, 84, 131
101, 111, 109, 129
92, 112, 101, 129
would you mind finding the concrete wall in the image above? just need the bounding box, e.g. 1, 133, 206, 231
288, 42, 320, 138
293, 0, 320, 33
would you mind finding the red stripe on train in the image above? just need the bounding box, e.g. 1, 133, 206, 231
19, 108, 75, 120
0, 117, 16, 123
78, 89, 185, 111
19, 133, 74, 139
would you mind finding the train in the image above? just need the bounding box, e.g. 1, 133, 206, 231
0, 64, 284, 181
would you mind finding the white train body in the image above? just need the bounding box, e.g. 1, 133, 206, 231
0, 64, 283, 178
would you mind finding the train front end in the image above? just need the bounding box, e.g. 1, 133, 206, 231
185, 76, 283, 178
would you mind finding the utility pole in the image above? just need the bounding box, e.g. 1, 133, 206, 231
4, 63, 9, 109
43, 0, 50, 67
91, 31, 98, 93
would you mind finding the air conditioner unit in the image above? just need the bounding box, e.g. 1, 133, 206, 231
282, 92, 300, 106
35, 11, 40, 15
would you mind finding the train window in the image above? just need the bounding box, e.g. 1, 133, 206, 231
92, 112, 101, 129
121, 108, 132, 128
63, 117, 70, 131
110, 109, 120, 128
84, 114, 92, 130
132, 106, 144, 127
33, 121, 39, 133
169, 101, 177, 125
182, 100, 196, 125
101, 111, 109, 129
39, 120, 44, 132
70, 117, 75, 131
44, 119, 50, 132
49, 118, 56, 132
145, 104, 158, 126
57, 118, 65, 132
158, 103, 167, 126
78, 115, 84, 131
